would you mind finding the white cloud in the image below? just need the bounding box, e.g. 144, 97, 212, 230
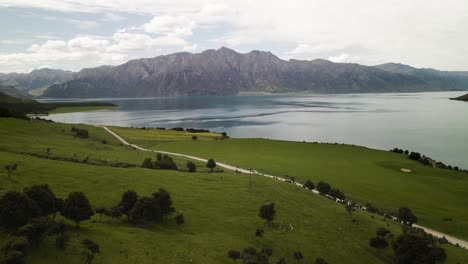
2, 0, 468, 71
182, 44, 198, 52
328, 53, 350, 63
102, 13, 126, 21
142, 15, 195, 37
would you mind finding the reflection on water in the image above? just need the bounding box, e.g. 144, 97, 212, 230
41, 92, 468, 168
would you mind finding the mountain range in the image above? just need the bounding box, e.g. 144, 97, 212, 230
2, 47, 468, 98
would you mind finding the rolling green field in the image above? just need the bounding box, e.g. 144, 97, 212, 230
110, 127, 468, 241
0, 119, 211, 173
0, 118, 467, 263
49, 106, 119, 114
1, 151, 467, 264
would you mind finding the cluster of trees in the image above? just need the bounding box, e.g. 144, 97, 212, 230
71, 127, 89, 139
368, 226, 446, 264
315, 181, 345, 200
391, 148, 467, 173
227, 247, 328, 264
107, 189, 182, 224
0, 185, 96, 263
141, 153, 178, 170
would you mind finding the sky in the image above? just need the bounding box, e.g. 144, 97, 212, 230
0, 0, 467, 73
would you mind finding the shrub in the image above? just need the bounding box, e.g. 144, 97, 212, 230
206, 159, 217, 172
0, 191, 40, 230
259, 203, 276, 226
155, 155, 178, 170
398, 207, 418, 225
61, 192, 94, 226
192, 135, 197, 141
186, 161, 196, 172
409, 152, 421, 161
304, 180, 315, 190
141, 158, 154, 169
175, 213, 185, 225
329, 188, 345, 200
316, 181, 331, 194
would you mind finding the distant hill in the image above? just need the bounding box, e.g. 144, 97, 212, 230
375, 63, 468, 91
450, 93, 468, 101
3, 48, 468, 98
0, 90, 115, 117
41, 47, 438, 98
0, 68, 74, 93
0, 86, 34, 99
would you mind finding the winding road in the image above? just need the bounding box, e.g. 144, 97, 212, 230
102, 126, 468, 250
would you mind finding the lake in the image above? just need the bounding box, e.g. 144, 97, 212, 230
41, 91, 468, 168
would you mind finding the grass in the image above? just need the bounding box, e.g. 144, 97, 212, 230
0, 118, 466, 263
109, 126, 223, 142
0, 151, 466, 263
111, 128, 468, 241
0, 118, 211, 173
49, 106, 119, 114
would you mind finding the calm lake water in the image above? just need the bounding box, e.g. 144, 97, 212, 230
41, 91, 468, 168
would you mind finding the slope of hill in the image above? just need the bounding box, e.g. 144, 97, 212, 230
41, 47, 457, 98
375, 63, 468, 90
450, 93, 468, 101
0, 118, 466, 263
0, 68, 74, 92
0, 85, 34, 99
0, 91, 116, 116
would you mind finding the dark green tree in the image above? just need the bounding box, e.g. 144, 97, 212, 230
398, 207, 418, 226
24, 184, 57, 216
141, 158, 154, 169
118, 190, 138, 221
186, 161, 197, 172
192, 135, 198, 141
152, 188, 175, 215
175, 213, 185, 225
61, 192, 94, 226
369, 236, 389, 254
392, 232, 446, 264
304, 180, 315, 190
155, 155, 178, 170
0, 191, 39, 230
316, 181, 331, 194
206, 159, 217, 173
329, 188, 345, 199
130, 197, 162, 222
259, 203, 276, 226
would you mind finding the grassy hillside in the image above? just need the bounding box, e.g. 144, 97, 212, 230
1, 151, 467, 263
0, 118, 466, 263
110, 127, 468, 241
